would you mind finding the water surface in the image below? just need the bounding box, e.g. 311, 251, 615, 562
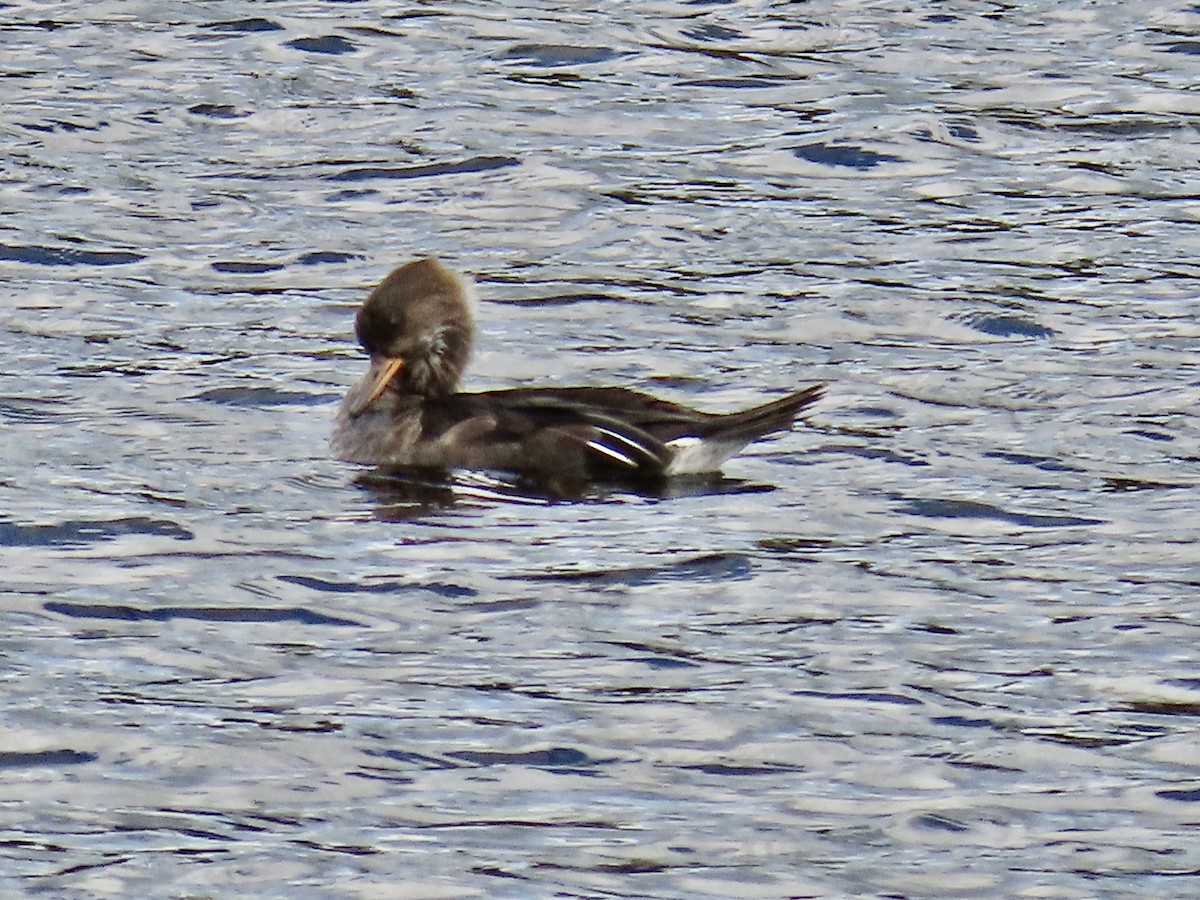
2, 1, 1200, 897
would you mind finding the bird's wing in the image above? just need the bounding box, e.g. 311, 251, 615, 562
422, 390, 677, 477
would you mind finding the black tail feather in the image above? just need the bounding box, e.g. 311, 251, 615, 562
702, 383, 824, 444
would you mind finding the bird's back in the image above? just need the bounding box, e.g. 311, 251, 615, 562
416, 383, 823, 479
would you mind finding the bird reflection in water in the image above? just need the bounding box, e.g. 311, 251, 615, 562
353, 466, 779, 519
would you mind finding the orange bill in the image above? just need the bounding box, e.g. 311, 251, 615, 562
350, 356, 405, 417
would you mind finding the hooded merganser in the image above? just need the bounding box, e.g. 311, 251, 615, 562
331, 258, 822, 485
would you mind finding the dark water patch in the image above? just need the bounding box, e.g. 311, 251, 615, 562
243, 717, 343, 734
947, 122, 980, 142
1163, 41, 1200, 55
0, 749, 98, 769
354, 472, 462, 518
500, 292, 625, 307
449, 747, 602, 769
794, 689, 923, 706
932, 715, 997, 729
0, 400, 82, 425
947, 758, 1022, 772
188, 103, 244, 119
22, 118, 105, 133
285, 35, 358, 55
0, 243, 143, 266
985, 451, 1082, 473
603, 188, 655, 206
326, 156, 520, 183
599, 685, 700, 700
60, 360, 168, 378
931, 720, 998, 734
500, 44, 618, 67
1069, 160, 1124, 177
682, 23, 745, 42
1165, 678, 1200, 690
899, 497, 1103, 528
734, 614, 842, 635
471, 864, 528, 881
278, 573, 477, 599
4, 19, 70, 32
437, 818, 620, 834
234, 810, 307, 830
854, 406, 902, 420
297, 250, 361, 265
1026, 730, 1136, 748
519, 552, 754, 586
344, 26, 407, 40
365, 749, 461, 770
378, 84, 419, 102
603, 640, 705, 668
914, 622, 959, 635
170, 827, 232, 842
1156, 787, 1200, 802
633, 656, 700, 670
1056, 115, 1185, 138
198, 18, 283, 34
44, 601, 360, 627
1121, 700, 1200, 716
50, 857, 136, 877
504, 72, 589, 88
677, 76, 790, 89
642, 374, 715, 392
961, 313, 1056, 338
1053, 614, 1091, 625
326, 188, 379, 202
211, 260, 285, 274
539, 859, 672, 874
913, 813, 971, 833
291, 839, 379, 856
0, 517, 192, 547
278, 574, 404, 595
168, 808, 277, 833
352, 769, 416, 785
425, 582, 478, 599
191, 386, 331, 407
793, 143, 904, 169
756, 536, 838, 554
679, 762, 801, 776
1124, 429, 1173, 442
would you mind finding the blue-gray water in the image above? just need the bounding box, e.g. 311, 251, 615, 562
3, 2, 1200, 897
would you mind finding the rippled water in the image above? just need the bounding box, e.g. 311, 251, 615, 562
3, 1, 1200, 896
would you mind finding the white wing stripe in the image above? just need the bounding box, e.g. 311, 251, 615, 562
585, 440, 639, 468
596, 425, 661, 460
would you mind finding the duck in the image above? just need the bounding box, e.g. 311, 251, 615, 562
331, 258, 822, 488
